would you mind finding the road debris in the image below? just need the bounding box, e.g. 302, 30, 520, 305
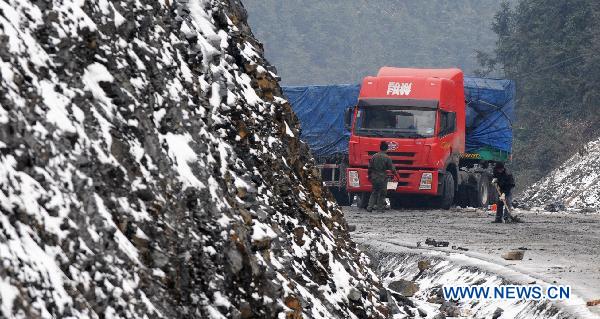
425, 238, 450, 247
412, 260, 432, 281
502, 250, 525, 260
492, 307, 504, 319
418, 260, 431, 271
587, 299, 600, 307
389, 279, 420, 297
439, 301, 461, 317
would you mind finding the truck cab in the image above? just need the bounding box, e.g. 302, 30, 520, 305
346, 68, 466, 208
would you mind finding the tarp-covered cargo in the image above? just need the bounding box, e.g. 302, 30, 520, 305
463, 77, 515, 153
283, 84, 360, 158
283, 78, 515, 157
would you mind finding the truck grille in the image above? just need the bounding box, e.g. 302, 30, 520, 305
392, 160, 414, 165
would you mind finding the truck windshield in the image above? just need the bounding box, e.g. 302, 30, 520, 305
354, 106, 436, 138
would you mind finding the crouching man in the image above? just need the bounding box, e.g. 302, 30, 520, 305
367, 141, 396, 212
492, 162, 515, 223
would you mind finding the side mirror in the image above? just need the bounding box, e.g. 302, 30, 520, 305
344, 108, 353, 130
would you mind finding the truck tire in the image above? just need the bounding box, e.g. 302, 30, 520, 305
331, 188, 351, 206
470, 174, 490, 208
435, 173, 455, 209
357, 193, 370, 209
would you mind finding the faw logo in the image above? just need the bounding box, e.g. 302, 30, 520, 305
387, 141, 398, 150
386, 82, 412, 96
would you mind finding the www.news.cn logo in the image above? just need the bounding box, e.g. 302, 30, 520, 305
443, 285, 571, 301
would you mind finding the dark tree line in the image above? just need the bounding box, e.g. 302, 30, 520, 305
243, 0, 509, 85
478, 0, 600, 186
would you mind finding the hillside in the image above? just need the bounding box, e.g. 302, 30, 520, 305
479, 0, 600, 187
520, 138, 600, 211
0, 0, 385, 318
243, 0, 509, 85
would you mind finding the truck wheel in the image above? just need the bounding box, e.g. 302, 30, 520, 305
357, 193, 370, 209
436, 173, 455, 209
470, 174, 490, 208
331, 188, 351, 206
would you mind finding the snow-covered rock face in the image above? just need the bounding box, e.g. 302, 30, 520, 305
520, 138, 600, 211
0, 0, 385, 318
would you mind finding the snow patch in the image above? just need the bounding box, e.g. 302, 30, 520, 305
161, 133, 205, 189
82, 63, 116, 118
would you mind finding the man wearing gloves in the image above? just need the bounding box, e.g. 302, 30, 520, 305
491, 162, 516, 223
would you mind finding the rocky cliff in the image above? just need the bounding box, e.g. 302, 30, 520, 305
0, 0, 386, 318
520, 137, 600, 211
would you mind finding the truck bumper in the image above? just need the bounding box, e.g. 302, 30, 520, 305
346, 168, 439, 195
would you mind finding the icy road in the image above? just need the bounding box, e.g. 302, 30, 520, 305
344, 207, 600, 317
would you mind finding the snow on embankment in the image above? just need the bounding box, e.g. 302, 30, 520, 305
368, 251, 579, 319
0, 0, 385, 318
520, 138, 600, 211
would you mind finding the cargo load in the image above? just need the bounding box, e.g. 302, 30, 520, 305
283, 78, 515, 160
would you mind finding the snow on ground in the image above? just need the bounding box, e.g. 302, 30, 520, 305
370, 250, 592, 319
520, 137, 600, 211
345, 206, 600, 318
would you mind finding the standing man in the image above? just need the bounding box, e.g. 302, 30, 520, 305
491, 162, 515, 223
367, 141, 397, 212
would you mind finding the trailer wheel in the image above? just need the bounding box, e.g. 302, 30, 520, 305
357, 193, 370, 209
470, 174, 490, 208
331, 188, 352, 206
435, 173, 455, 209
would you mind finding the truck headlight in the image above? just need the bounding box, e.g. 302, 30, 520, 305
419, 172, 433, 190
348, 170, 360, 188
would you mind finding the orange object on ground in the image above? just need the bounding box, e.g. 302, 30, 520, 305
490, 204, 497, 211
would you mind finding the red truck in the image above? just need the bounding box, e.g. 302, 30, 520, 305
283, 67, 514, 209
345, 67, 511, 209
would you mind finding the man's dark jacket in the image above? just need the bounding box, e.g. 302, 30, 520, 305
493, 169, 515, 193
368, 151, 396, 183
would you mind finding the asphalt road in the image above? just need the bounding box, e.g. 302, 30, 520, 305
344, 206, 600, 315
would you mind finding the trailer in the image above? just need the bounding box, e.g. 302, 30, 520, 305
282, 84, 359, 205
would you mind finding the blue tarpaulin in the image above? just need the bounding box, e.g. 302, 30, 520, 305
464, 77, 515, 153
283, 78, 515, 157
283, 84, 360, 158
